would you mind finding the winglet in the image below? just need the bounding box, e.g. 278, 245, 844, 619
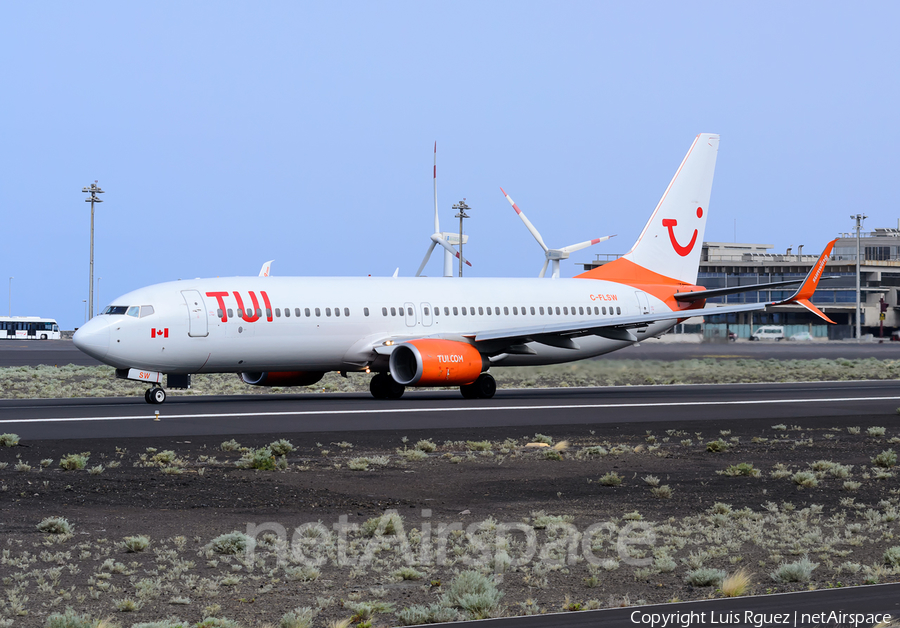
776, 239, 837, 323
258, 260, 274, 277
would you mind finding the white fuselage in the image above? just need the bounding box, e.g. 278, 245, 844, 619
73, 276, 677, 375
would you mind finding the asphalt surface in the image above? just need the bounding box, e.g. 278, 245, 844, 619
1, 380, 898, 441
5, 338, 900, 367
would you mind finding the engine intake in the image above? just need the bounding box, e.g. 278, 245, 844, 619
239, 371, 325, 387
389, 339, 487, 386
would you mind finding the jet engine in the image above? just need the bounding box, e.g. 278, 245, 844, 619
389, 339, 488, 386
239, 371, 325, 387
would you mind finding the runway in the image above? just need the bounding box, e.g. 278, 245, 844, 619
2, 380, 898, 441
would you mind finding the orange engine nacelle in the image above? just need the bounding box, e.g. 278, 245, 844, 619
239, 371, 325, 387
389, 339, 488, 386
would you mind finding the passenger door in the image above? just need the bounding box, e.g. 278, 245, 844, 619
404, 302, 417, 327
182, 290, 209, 337
420, 302, 433, 327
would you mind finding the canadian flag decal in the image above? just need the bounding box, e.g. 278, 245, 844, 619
151, 328, 169, 338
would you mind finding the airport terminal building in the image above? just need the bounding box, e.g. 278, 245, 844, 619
581, 225, 900, 340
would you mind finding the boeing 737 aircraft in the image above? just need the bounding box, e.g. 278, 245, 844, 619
74, 134, 835, 404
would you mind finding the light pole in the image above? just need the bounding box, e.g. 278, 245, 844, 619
7, 277, 11, 317
852, 213, 867, 340
83, 300, 87, 324
453, 199, 470, 277
82, 182, 104, 320
97, 277, 102, 314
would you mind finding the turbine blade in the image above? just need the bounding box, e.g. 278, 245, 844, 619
559, 235, 615, 254
416, 241, 437, 277
539, 259, 549, 278
500, 187, 549, 253
435, 235, 473, 267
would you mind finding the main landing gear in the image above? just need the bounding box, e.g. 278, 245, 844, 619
369, 373, 406, 400
144, 386, 166, 405
460, 373, 496, 399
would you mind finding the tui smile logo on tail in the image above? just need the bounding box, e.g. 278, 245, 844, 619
662, 207, 703, 257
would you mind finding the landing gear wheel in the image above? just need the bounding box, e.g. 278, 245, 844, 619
370, 373, 405, 400
144, 389, 152, 404
146, 387, 166, 404
460, 373, 496, 399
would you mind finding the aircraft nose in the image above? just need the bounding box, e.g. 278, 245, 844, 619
73, 317, 110, 360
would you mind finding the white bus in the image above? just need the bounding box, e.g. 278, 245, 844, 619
0, 317, 61, 340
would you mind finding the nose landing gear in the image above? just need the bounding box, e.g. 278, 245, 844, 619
144, 386, 167, 404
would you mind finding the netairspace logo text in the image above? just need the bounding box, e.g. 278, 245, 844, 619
630, 610, 893, 628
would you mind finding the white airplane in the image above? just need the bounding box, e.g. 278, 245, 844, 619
74, 134, 836, 404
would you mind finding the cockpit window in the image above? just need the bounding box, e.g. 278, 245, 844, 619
126, 306, 140, 318
104, 306, 129, 315
140, 305, 155, 318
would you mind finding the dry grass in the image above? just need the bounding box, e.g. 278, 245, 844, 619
720, 568, 752, 597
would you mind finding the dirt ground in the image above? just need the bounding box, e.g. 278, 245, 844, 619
1, 416, 899, 627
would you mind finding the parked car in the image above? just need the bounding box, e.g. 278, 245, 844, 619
750, 325, 785, 341
789, 331, 814, 341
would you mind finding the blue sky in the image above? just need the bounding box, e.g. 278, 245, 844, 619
2, 2, 898, 329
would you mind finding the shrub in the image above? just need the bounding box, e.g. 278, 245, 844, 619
599, 472, 622, 486
344, 601, 395, 621
194, 619, 239, 628
122, 535, 150, 553
44, 609, 96, 628
131, 620, 188, 628
872, 449, 897, 468
37, 516, 73, 535
466, 440, 492, 451
442, 570, 504, 619
280, 606, 317, 628
88, 465, 105, 475
269, 439, 294, 455
362, 512, 404, 537
347, 457, 370, 471
114, 597, 141, 611
393, 566, 425, 581
0, 433, 20, 447
285, 565, 320, 582
884, 546, 900, 567
724, 463, 759, 477
650, 485, 673, 499
414, 439, 437, 452
397, 603, 458, 625
706, 439, 730, 453
209, 531, 253, 555
236, 447, 276, 470
642, 475, 660, 486
220, 439, 241, 451
532, 433, 553, 445
791, 471, 818, 488
867, 426, 887, 437
59, 453, 89, 470
398, 448, 428, 461
685, 568, 726, 587
720, 568, 752, 597
543, 449, 562, 461
771, 556, 818, 583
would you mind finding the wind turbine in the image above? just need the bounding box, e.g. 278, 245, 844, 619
500, 187, 614, 279
415, 142, 472, 277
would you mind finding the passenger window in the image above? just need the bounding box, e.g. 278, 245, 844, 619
364, 307, 370, 316
237, 308, 244, 318
539, 307, 544, 315
453, 307, 458, 315
305, 308, 311, 317
579, 307, 584, 315
555, 307, 561, 315
530, 306, 536, 315
285, 308, 290, 318
485, 307, 491, 316
334, 308, 340, 317
295, 308, 301, 317
461, 307, 467, 316
325, 308, 332, 317
503, 307, 509, 315
345, 308, 350, 316
382, 307, 388, 316
275, 308, 281, 318
390, 307, 396, 316
616, 307, 621, 315
445, 307, 450, 316
266, 308, 273, 318
315, 308, 321, 317
478, 307, 484, 315
469, 307, 475, 315
140, 305, 155, 318
217, 309, 224, 319
512, 307, 518, 315
228, 308, 234, 318
126, 306, 140, 317
563, 307, 568, 315
407, 307, 413, 316
424, 307, 430, 316
594, 307, 599, 315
